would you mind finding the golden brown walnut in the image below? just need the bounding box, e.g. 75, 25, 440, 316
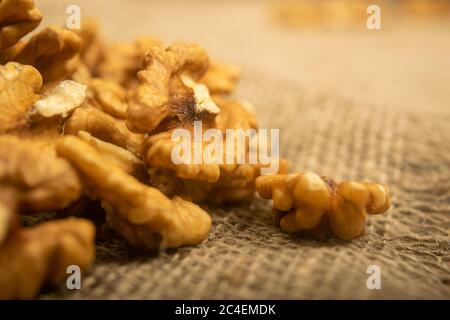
145, 130, 220, 183
97, 36, 161, 88
272, 0, 368, 30
4, 26, 82, 82
57, 136, 212, 249
143, 97, 281, 203
86, 78, 127, 118
143, 97, 257, 184
0, 217, 95, 299
0, 62, 42, 133
143, 116, 283, 203
401, 0, 450, 18
0, 60, 86, 155
0, 0, 42, 50
256, 172, 391, 240
64, 106, 144, 155
77, 130, 147, 181
200, 61, 241, 95
187, 98, 262, 203
74, 18, 104, 74
0, 60, 87, 132
0, 135, 82, 215
126, 43, 219, 133
213, 97, 258, 131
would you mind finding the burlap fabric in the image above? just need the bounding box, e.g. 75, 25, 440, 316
37, 0, 449, 299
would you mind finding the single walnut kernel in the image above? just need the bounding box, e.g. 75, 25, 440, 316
57, 136, 212, 249
256, 172, 390, 240
0, 217, 95, 299
0, 0, 42, 50
0, 135, 82, 215
126, 43, 218, 133
0, 62, 42, 133
5, 26, 82, 82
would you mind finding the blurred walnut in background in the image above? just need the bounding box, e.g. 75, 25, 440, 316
0, 0, 42, 50
272, 0, 450, 30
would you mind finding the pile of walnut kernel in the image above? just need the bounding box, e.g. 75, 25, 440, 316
0, 0, 390, 299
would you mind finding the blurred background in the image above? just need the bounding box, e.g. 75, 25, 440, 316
37, 0, 450, 113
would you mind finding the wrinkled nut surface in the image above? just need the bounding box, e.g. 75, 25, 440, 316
64, 106, 144, 155
187, 158, 289, 204
0, 135, 82, 214
86, 78, 127, 118
213, 97, 258, 131
211, 97, 260, 187
181, 74, 219, 115
57, 136, 212, 249
145, 130, 220, 183
256, 172, 391, 240
143, 97, 278, 203
30, 80, 86, 119
193, 98, 261, 203
5, 26, 82, 82
97, 36, 161, 88
145, 98, 258, 185
0, 0, 42, 50
0, 62, 79, 146
0, 217, 95, 299
200, 61, 241, 95
126, 43, 218, 133
77, 130, 147, 181
0, 62, 42, 133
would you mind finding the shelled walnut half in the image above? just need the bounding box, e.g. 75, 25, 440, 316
256, 172, 390, 240
2, 26, 82, 83
0, 62, 42, 133
0, 0, 42, 50
126, 43, 219, 133
0, 217, 95, 299
0, 135, 82, 215
57, 136, 212, 249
